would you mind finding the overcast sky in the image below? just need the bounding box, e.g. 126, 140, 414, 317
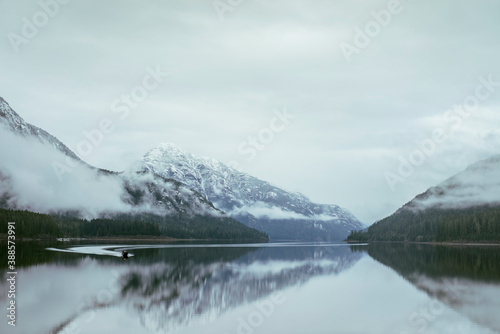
1, 0, 500, 223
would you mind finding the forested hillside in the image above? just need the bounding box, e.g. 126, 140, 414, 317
0, 209, 269, 241
348, 205, 500, 243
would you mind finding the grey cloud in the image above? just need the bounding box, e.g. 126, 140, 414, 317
2, 0, 500, 223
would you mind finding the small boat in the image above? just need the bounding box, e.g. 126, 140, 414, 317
121, 250, 129, 260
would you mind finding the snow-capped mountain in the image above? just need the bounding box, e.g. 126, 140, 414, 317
140, 143, 365, 240
409, 154, 500, 210
350, 154, 500, 242
0, 97, 91, 165
0, 96, 264, 240
0, 97, 214, 217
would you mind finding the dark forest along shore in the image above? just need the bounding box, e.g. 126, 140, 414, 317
1, 241, 500, 334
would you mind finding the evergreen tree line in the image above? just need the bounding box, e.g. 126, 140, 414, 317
0, 208, 269, 241
110, 212, 269, 240
0, 209, 161, 238
347, 205, 500, 243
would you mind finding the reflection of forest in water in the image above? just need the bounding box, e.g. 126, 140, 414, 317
5, 242, 500, 334
364, 243, 500, 333
0, 242, 363, 333
119, 244, 364, 332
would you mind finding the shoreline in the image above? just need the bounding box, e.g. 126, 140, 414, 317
419, 241, 500, 247
346, 240, 500, 246
0, 235, 269, 243
61, 236, 181, 242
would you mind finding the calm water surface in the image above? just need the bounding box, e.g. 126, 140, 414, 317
1, 241, 500, 334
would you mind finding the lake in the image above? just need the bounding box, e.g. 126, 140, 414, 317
1, 241, 500, 334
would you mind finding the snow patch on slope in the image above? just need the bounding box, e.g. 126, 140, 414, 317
139, 143, 365, 239
411, 155, 500, 211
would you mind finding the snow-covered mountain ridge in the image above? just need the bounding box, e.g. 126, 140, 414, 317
0, 97, 248, 230
0, 97, 85, 163
408, 154, 500, 210
140, 143, 365, 240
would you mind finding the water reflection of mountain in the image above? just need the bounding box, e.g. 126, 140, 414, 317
119, 245, 363, 333
364, 243, 500, 333
1, 242, 362, 334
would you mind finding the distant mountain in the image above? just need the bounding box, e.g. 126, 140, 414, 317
0, 97, 85, 163
348, 155, 500, 242
140, 143, 365, 241
0, 96, 267, 240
